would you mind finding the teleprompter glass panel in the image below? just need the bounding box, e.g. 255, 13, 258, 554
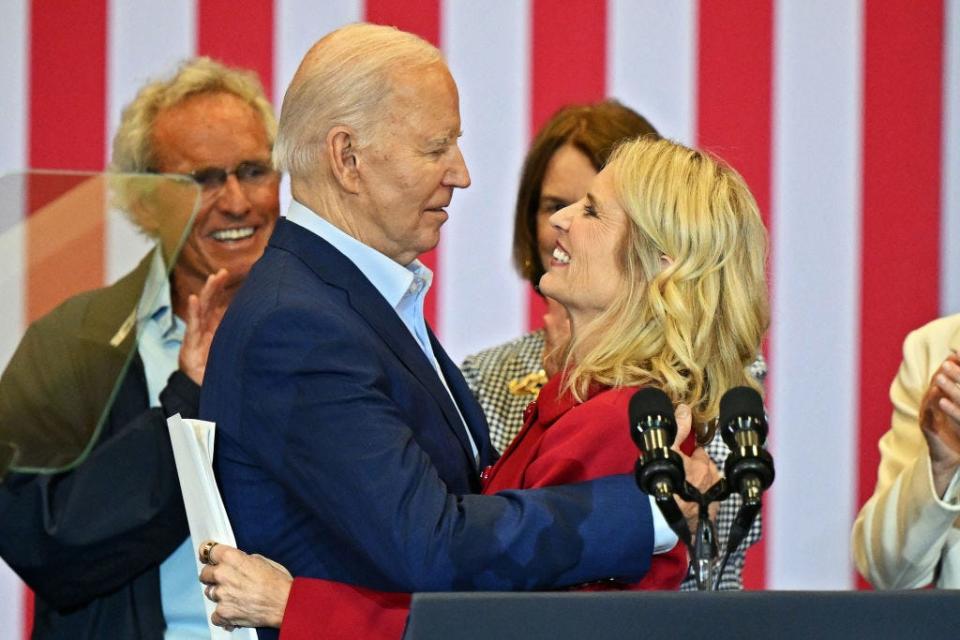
0, 171, 201, 479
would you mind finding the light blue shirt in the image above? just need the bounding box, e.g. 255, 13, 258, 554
285, 200, 479, 463
135, 249, 208, 639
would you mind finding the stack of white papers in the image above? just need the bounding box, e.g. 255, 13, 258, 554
167, 414, 258, 640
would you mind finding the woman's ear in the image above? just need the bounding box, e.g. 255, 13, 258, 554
326, 126, 360, 194
660, 253, 675, 270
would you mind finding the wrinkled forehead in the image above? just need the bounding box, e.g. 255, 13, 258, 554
378, 63, 462, 140
151, 92, 271, 168
389, 62, 458, 110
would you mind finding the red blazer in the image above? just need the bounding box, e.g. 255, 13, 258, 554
280, 377, 691, 639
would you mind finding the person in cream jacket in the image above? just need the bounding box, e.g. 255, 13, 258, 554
853, 314, 960, 588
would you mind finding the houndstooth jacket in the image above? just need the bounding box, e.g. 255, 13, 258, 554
461, 329, 766, 591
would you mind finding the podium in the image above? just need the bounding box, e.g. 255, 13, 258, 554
405, 590, 960, 639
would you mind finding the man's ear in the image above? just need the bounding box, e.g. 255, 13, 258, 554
326, 126, 361, 194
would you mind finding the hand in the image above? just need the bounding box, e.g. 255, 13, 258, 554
179, 269, 230, 385
671, 404, 721, 535
920, 353, 960, 497
542, 297, 571, 378
198, 541, 293, 630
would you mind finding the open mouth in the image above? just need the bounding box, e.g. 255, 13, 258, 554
552, 246, 570, 264
210, 226, 256, 242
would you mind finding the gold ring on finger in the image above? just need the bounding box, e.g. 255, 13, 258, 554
199, 541, 219, 565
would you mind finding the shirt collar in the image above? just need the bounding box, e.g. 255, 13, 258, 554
136, 246, 179, 337
285, 199, 430, 309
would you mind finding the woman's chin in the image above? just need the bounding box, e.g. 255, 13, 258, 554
538, 279, 564, 307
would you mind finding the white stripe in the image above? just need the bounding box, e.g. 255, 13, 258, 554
274, 0, 361, 108
941, 0, 960, 314
0, 560, 22, 640
438, 0, 528, 360
273, 0, 362, 215
0, 180, 24, 640
607, 0, 697, 144
106, 0, 196, 159
0, 1, 27, 175
106, 0, 196, 283
106, 197, 157, 285
0, 5, 28, 629
0, 177, 26, 372
768, 0, 863, 589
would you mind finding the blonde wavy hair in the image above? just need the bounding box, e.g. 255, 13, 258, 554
563, 137, 769, 438
110, 56, 276, 174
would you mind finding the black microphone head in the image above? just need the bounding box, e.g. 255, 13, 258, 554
628, 387, 676, 449
719, 386, 764, 424
718, 386, 767, 446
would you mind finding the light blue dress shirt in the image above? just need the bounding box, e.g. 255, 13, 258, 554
135, 249, 208, 639
285, 200, 479, 463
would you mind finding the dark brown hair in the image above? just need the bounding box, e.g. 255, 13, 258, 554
513, 100, 659, 289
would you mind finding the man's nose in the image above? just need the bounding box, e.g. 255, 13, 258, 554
445, 146, 471, 189
213, 174, 252, 216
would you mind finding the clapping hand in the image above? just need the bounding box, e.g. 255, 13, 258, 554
179, 269, 230, 385
920, 352, 960, 498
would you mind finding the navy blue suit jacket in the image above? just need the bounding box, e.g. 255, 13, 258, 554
201, 218, 654, 601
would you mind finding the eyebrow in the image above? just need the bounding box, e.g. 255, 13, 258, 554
431, 130, 463, 145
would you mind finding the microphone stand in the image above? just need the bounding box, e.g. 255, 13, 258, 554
675, 478, 724, 590
629, 387, 771, 590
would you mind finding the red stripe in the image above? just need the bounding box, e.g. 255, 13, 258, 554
22, 591, 33, 640
27, 9, 108, 354
528, 0, 607, 331
196, 0, 275, 102
24, 5, 108, 634
696, 0, 774, 589
856, 0, 944, 589
29, 1, 107, 170
365, 1, 441, 48
364, 0, 443, 331
25, 175, 108, 322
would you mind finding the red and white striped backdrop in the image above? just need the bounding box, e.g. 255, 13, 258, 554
1, 0, 957, 636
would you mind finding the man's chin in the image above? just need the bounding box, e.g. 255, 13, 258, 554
416, 241, 441, 259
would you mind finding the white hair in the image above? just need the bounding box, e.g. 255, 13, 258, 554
110, 56, 276, 173
274, 23, 443, 180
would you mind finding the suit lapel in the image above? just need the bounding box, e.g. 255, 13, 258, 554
270, 219, 479, 466
430, 328, 496, 468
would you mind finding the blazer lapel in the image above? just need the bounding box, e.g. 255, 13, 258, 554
270, 219, 478, 465
430, 329, 497, 468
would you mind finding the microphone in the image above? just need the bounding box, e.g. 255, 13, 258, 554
719, 386, 774, 504
629, 387, 691, 546
718, 386, 775, 555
